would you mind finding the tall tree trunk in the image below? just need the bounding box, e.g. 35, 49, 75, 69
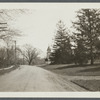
88, 10, 94, 65
28, 61, 31, 65
90, 45, 94, 65
7, 48, 9, 66
28, 60, 32, 65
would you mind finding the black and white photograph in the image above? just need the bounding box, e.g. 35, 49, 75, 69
0, 3, 100, 97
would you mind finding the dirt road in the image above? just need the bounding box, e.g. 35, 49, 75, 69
0, 65, 86, 92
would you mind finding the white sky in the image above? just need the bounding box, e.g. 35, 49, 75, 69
0, 3, 100, 58
11, 8, 76, 58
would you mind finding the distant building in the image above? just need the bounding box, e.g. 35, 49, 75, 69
46, 46, 51, 64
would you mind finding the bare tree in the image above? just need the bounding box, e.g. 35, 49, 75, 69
21, 44, 39, 65
1, 28, 21, 65
0, 47, 7, 68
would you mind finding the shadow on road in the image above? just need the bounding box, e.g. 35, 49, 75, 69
53, 63, 100, 70
79, 66, 100, 72
54, 64, 89, 70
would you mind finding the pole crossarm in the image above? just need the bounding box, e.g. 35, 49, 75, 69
0, 23, 7, 24
0, 27, 7, 28
0, 30, 7, 32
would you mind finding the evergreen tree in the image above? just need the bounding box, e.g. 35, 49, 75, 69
73, 9, 100, 65
74, 39, 88, 65
50, 20, 72, 64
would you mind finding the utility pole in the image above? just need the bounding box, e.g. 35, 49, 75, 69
0, 12, 7, 32
23, 55, 24, 65
14, 40, 16, 65
0, 12, 7, 26
0, 12, 8, 68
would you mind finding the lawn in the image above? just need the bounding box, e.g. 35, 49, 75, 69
40, 63, 100, 76
72, 80, 100, 91
39, 64, 100, 91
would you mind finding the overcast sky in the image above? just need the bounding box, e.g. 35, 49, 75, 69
11, 8, 76, 58
0, 3, 100, 58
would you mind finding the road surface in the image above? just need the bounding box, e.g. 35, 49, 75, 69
0, 65, 86, 92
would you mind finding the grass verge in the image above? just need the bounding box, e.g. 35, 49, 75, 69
72, 80, 100, 91
0, 65, 19, 75
40, 64, 100, 76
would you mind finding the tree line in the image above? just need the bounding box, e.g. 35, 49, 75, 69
0, 28, 41, 68
50, 9, 100, 65
0, 10, 43, 68
0, 32, 43, 68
